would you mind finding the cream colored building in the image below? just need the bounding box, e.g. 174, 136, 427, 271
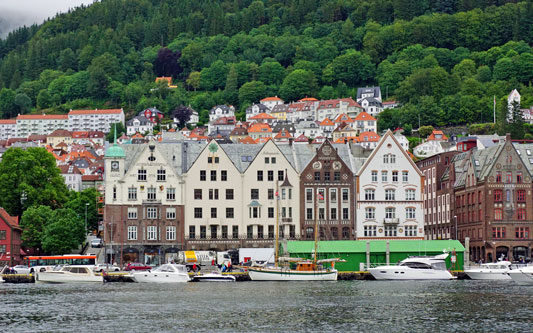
16, 114, 69, 137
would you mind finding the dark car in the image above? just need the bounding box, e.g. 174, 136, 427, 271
123, 263, 152, 271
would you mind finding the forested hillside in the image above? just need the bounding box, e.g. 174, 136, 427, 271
0, 0, 532, 131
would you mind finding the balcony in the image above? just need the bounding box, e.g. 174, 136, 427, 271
142, 199, 161, 205
281, 217, 292, 223
383, 218, 399, 224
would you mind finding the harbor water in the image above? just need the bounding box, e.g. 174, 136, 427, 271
1, 280, 532, 332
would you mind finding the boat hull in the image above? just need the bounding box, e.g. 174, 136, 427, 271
248, 268, 338, 281
464, 270, 511, 280
191, 275, 236, 282
368, 267, 453, 280
36, 272, 103, 283
508, 270, 533, 285
131, 272, 189, 283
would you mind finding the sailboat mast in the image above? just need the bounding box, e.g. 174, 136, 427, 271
274, 180, 279, 267
314, 188, 319, 265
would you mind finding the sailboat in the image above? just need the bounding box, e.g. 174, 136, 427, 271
248, 183, 339, 281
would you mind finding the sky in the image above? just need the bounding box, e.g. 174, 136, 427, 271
0, 0, 95, 37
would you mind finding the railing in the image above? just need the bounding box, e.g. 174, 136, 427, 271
383, 218, 399, 224
142, 199, 161, 204
281, 217, 292, 223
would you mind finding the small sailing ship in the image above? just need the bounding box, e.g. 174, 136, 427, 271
248, 182, 340, 281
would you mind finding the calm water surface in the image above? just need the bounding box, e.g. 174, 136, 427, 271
1, 280, 531, 332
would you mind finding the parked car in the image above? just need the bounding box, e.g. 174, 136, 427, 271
11, 265, 31, 275
123, 263, 152, 271
94, 264, 120, 273
91, 238, 103, 248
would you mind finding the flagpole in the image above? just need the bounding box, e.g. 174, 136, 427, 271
493, 95, 496, 124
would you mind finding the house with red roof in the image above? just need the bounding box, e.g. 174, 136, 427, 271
316, 98, 363, 121
427, 130, 448, 141
155, 77, 177, 88
294, 134, 309, 144
229, 125, 248, 142
353, 111, 377, 134
59, 164, 83, 191
239, 136, 257, 144
273, 128, 293, 144
68, 108, 124, 133
358, 131, 381, 149
0, 207, 22, 266
332, 122, 357, 142
248, 112, 276, 124
260, 96, 284, 110
247, 123, 272, 140
318, 118, 335, 137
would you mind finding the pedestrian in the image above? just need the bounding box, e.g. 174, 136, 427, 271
192, 263, 197, 272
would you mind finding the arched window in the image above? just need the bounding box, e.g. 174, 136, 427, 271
305, 227, 314, 240
331, 227, 338, 240
342, 227, 350, 239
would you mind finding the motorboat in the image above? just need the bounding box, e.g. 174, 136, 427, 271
464, 261, 512, 280
368, 254, 454, 280
191, 271, 236, 282
508, 265, 533, 285
130, 264, 189, 283
35, 265, 103, 283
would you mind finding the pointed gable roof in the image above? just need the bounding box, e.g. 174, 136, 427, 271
274, 129, 293, 139
294, 134, 309, 142
353, 111, 376, 121
334, 113, 354, 123
248, 123, 272, 133
240, 136, 257, 144
319, 118, 335, 126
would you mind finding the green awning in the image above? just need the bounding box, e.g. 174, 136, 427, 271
287, 240, 465, 254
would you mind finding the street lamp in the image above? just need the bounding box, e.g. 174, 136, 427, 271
453, 215, 457, 240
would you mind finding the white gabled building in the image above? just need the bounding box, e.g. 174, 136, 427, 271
356, 130, 425, 240
126, 116, 153, 136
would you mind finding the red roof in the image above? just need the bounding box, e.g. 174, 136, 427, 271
294, 134, 309, 142
249, 113, 276, 120
298, 97, 318, 102
427, 130, 448, 141
82, 175, 103, 181
319, 118, 335, 126
17, 114, 68, 120
0, 119, 16, 124
334, 114, 354, 123
248, 123, 272, 133
260, 96, 283, 102
240, 136, 257, 144
353, 111, 376, 121
274, 129, 293, 139
0, 207, 19, 228
318, 97, 362, 109
48, 129, 72, 137
359, 131, 381, 142
69, 109, 123, 115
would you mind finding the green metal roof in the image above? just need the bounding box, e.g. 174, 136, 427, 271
105, 143, 125, 158
287, 240, 465, 254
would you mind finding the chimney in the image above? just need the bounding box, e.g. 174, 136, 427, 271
506, 133, 511, 141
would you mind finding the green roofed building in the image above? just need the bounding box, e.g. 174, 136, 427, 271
286, 240, 465, 271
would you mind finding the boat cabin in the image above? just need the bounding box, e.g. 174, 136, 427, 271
296, 262, 317, 271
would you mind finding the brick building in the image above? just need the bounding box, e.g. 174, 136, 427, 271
0, 208, 22, 266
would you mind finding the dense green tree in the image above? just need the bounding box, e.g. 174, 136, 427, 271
186, 71, 201, 91
200, 60, 228, 90
258, 61, 285, 85
239, 81, 267, 105
0, 147, 69, 218
322, 51, 374, 87
418, 125, 435, 138
19, 205, 54, 252
42, 208, 85, 254
0, 88, 16, 118
106, 122, 126, 142
279, 69, 318, 102
58, 48, 77, 72
64, 188, 100, 233
14, 93, 32, 114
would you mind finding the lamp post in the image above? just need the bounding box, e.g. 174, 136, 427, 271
453, 215, 457, 240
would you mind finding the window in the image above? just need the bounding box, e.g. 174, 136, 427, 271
342, 227, 350, 239
127, 208, 137, 219
211, 207, 217, 218
385, 189, 395, 201
209, 189, 219, 200
189, 226, 196, 239
167, 187, 175, 200
405, 226, 417, 237
342, 189, 349, 201
226, 207, 234, 218
247, 226, 253, 238
516, 227, 529, 239
268, 171, 274, 181
250, 207, 260, 218
166, 226, 176, 240
330, 189, 337, 202
226, 189, 234, 200
281, 189, 286, 200
385, 208, 396, 219
194, 189, 203, 200
318, 189, 325, 201
211, 225, 217, 238
365, 207, 375, 219
492, 227, 505, 239
364, 225, 377, 237
232, 226, 239, 239
517, 190, 526, 202
383, 154, 395, 163
147, 207, 157, 219
128, 187, 137, 201
200, 170, 206, 181
517, 172, 522, 183
210, 170, 216, 181
342, 208, 349, 219
371, 171, 378, 182
506, 189, 512, 202
324, 172, 330, 181
268, 207, 274, 218
306, 208, 313, 220
257, 170, 263, 181
166, 208, 176, 219
194, 207, 202, 218
157, 169, 166, 181
128, 226, 137, 240
365, 189, 375, 200
306, 189, 313, 202
278, 170, 284, 181
402, 171, 408, 182
265, 157, 270, 164
319, 208, 325, 219
147, 226, 157, 240
392, 171, 398, 182
138, 169, 146, 181
222, 226, 228, 239
406, 207, 416, 219
221, 170, 227, 181
405, 189, 415, 201
383, 154, 389, 163
331, 227, 338, 239
496, 171, 502, 183
113, 187, 117, 200
494, 190, 502, 202
251, 189, 259, 200
289, 188, 292, 200
506, 171, 512, 183
330, 207, 337, 220
147, 187, 156, 200
494, 209, 503, 220
257, 226, 264, 239
518, 208, 526, 221
200, 226, 206, 239
207, 156, 219, 164
384, 225, 397, 237
314, 172, 320, 181
290, 225, 296, 238
382, 171, 387, 182
334, 172, 340, 181
271, 157, 276, 164
266, 188, 273, 200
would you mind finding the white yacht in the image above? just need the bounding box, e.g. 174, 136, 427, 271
508, 265, 533, 285
36, 265, 103, 283
464, 261, 512, 280
368, 254, 454, 280
191, 271, 236, 282
131, 264, 189, 283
